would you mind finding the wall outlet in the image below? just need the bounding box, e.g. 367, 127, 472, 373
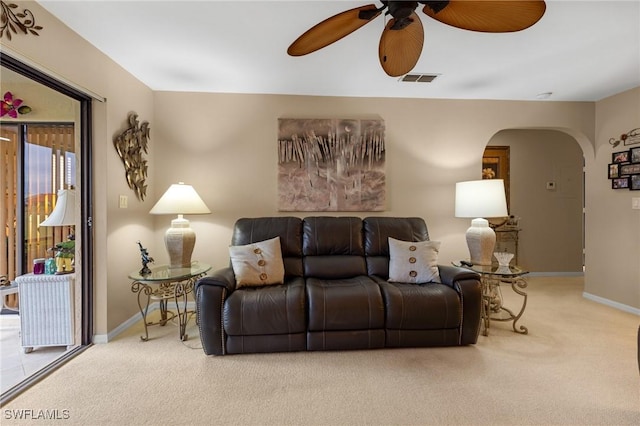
119, 195, 128, 209
632, 197, 640, 210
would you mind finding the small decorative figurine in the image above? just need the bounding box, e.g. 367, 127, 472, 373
48, 236, 75, 274
137, 241, 154, 275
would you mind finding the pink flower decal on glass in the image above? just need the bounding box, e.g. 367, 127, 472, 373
1, 91, 32, 118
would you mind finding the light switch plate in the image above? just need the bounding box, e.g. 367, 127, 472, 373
119, 195, 128, 209
632, 197, 640, 210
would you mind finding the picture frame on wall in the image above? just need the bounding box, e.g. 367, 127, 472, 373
482, 146, 510, 210
612, 177, 629, 189
631, 147, 640, 164
277, 118, 386, 211
630, 175, 640, 191
620, 163, 640, 176
608, 163, 619, 179
612, 150, 630, 163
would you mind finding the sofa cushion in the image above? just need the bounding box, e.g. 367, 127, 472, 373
377, 279, 462, 330
363, 217, 430, 277
233, 217, 303, 277
306, 276, 384, 331
303, 216, 365, 256
388, 237, 441, 284
303, 217, 367, 278
229, 236, 285, 288
303, 255, 368, 280
223, 277, 306, 336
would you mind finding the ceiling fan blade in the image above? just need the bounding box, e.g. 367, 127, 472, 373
287, 4, 382, 56
422, 0, 546, 33
379, 12, 424, 77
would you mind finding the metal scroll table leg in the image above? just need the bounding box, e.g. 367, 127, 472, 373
481, 277, 501, 336
507, 277, 528, 334
132, 281, 152, 342
174, 277, 199, 341
490, 277, 528, 335
159, 298, 168, 326
174, 281, 188, 341
481, 283, 490, 336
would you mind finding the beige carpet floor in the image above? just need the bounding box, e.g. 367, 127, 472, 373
1, 276, 639, 425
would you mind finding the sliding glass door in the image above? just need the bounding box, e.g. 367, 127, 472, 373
0, 55, 93, 404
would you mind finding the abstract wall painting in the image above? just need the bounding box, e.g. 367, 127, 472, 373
278, 118, 385, 211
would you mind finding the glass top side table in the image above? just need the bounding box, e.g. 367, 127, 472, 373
453, 261, 529, 336
129, 262, 211, 342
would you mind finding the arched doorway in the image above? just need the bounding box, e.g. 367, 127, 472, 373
485, 129, 585, 274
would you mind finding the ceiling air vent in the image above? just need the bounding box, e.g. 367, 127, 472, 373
400, 73, 439, 83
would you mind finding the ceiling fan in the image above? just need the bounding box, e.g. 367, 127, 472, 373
287, 1, 546, 77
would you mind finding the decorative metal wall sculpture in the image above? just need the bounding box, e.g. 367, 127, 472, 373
278, 118, 385, 211
0, 1, 43, 40
113, 113, 150, 201
609, 127, 640, 147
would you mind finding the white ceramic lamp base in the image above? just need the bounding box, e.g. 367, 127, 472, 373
165, 215, 195, 269
465, 218, 496, 266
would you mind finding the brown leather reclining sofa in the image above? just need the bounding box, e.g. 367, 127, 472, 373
195, 216, 482, 355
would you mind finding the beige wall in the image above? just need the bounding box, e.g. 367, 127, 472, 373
488, 130, 584, 272
1, 0, 155, 335
152, 92, 595, 272
587, 87, 640, 311
1, 2, 637, 342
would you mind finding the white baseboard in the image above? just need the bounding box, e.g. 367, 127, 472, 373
527, 272, 584, 277
582, 292, 640, 316
92, 301, 197, 344
523, 273, 637, 315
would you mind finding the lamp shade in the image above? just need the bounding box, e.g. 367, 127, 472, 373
455, 179, 508, 266
40, 189, 76, 226
455, 179, 508, 218
149, 183, 211, 215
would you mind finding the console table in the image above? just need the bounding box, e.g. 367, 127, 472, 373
453, 262, 529, 336
494, 226, 520, 264
129, 262, 210, 342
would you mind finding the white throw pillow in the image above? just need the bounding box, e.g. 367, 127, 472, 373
387, 237, 441, 284
229, 236, 285, 288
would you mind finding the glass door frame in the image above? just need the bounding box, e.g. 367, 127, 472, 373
1, 53, 94, 404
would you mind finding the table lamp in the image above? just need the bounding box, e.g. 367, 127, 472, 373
455, 179, 508, 265
40, 189, 76, 273
149, 182, 211, 269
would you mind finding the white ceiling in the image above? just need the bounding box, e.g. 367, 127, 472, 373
38, 0, 640, 102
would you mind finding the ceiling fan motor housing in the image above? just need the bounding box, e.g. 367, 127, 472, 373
420, 1, 450, 15
386, 2, 419, 19
381, 1, 450, 19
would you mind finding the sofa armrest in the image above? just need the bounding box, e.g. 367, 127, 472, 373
438, 264, 480, 287
195, 266, 236, 293
194, 267, 236, 355
438, 264, 482, 344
